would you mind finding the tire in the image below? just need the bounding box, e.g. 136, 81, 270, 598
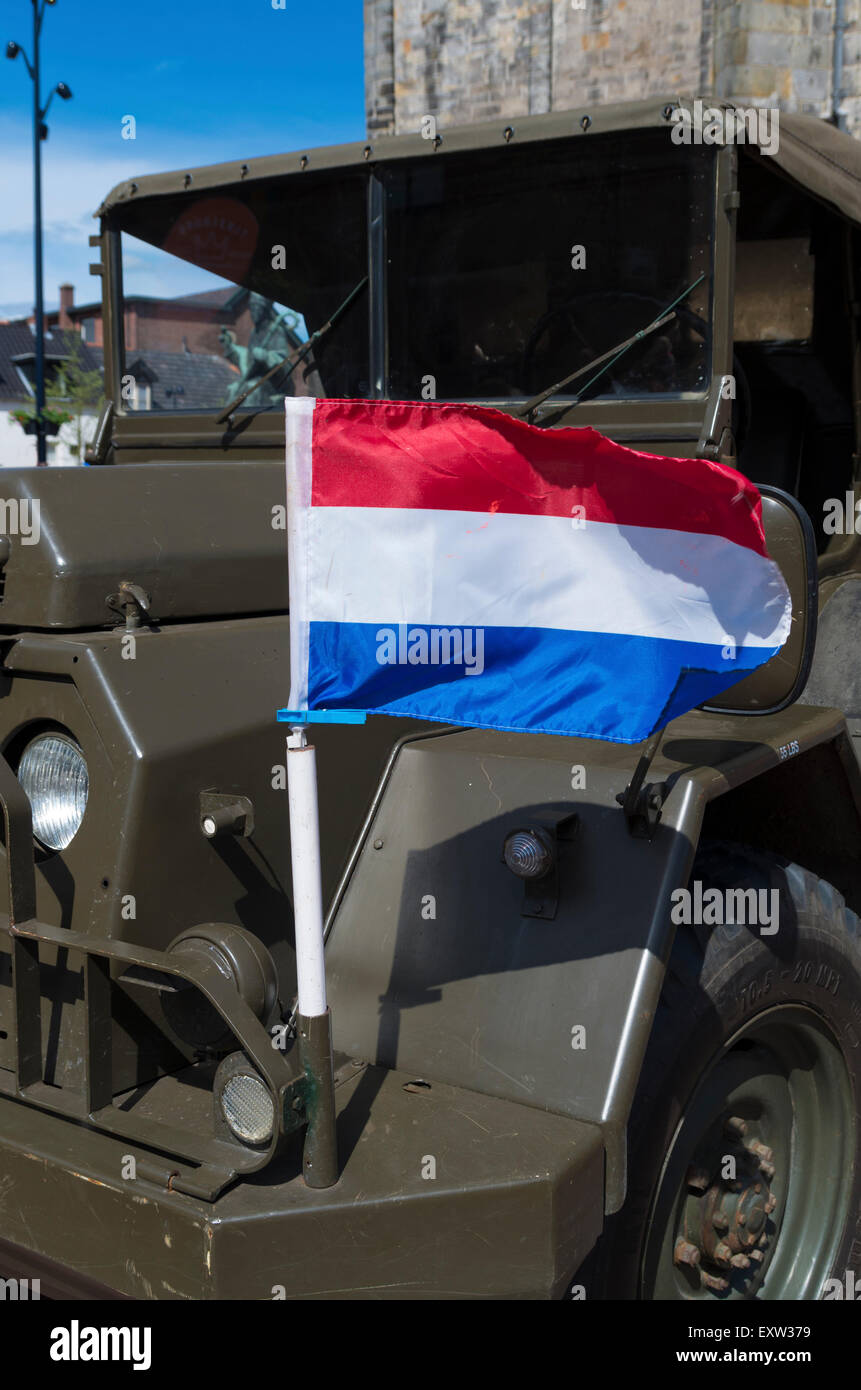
584, 841, 861, 1301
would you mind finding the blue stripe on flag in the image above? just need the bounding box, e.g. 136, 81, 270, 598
305, 622, 780, 744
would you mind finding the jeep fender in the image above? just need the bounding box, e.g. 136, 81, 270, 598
325, 703, 861, 1214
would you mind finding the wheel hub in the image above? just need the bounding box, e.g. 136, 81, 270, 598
644, 1008, 855, 1301
674, 1115, 779, 1293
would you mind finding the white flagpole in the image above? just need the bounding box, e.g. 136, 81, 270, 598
284, 397, 338, 1188
286, 724, 327, 1019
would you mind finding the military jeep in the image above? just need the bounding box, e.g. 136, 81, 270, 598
0, 95, 860, 1300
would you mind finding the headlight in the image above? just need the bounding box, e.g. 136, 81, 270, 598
17, 731, 89, 851
220, 1072, 275, 1146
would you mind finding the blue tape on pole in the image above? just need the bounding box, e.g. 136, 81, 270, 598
276, 709, 368, 725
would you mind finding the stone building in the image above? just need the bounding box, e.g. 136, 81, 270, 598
365, 0, 861, 139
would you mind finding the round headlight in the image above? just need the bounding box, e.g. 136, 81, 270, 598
220, 1072, 275, 1146
17, 731, 89, 851
503, 827, 555, 880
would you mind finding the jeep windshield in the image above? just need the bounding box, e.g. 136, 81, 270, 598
113, 171, 371, 412
111, 128, 713, 415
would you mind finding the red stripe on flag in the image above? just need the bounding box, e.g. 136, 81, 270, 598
309, 399, 767, 555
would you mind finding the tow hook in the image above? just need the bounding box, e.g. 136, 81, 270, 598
106, 580, 153, 631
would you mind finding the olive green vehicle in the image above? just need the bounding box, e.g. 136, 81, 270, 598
1, 96, 861, 1301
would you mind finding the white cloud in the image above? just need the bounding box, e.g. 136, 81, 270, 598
0, 116, 256, 304
0, 108, 364, 307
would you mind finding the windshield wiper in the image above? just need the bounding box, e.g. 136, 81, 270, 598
216, 275, 369, 425
516, 273, 705, 423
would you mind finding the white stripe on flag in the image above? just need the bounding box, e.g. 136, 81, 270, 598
306, 504, 790, 650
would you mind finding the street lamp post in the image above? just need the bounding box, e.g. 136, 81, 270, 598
6, 2, 73, 467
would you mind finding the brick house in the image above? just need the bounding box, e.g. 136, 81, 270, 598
2, 284, 241, 465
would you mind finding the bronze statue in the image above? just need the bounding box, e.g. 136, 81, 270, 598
219, 292, 321, 407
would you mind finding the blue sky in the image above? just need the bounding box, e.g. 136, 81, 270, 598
0, 0, 366, 316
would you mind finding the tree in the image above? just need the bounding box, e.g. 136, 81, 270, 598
48, 337, 105, 459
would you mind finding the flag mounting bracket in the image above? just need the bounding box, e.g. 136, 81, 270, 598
616, 728, 668, 839
276, 709, 367, 725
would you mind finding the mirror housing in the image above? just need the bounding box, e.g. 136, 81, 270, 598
702, 485, 818, 715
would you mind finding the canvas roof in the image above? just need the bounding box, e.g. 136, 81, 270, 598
97, 96, 861, 229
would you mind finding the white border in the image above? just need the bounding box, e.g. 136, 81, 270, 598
285, 396, 316, 710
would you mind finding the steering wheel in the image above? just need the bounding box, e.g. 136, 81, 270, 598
520, 289, 708, 398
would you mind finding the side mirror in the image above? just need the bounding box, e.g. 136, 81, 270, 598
702, 485, 818, 715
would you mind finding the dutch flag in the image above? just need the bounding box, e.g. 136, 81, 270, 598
284, 397, 791, 744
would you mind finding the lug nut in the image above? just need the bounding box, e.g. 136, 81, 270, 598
714, 1242, 733, 1268
731, 1253, 751, 1269
701, 1271, 729, 1292
674, 1239, 701, 1268
748, 1140, 774, 1163
759, 1160, 776, 1180
750, 1249, 765, 1263
764, 1193, 777, 1215
725, 1115, 748, 1138
712, 1211, 729, 1231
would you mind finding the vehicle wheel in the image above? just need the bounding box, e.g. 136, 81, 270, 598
584, 842, 861, 1300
